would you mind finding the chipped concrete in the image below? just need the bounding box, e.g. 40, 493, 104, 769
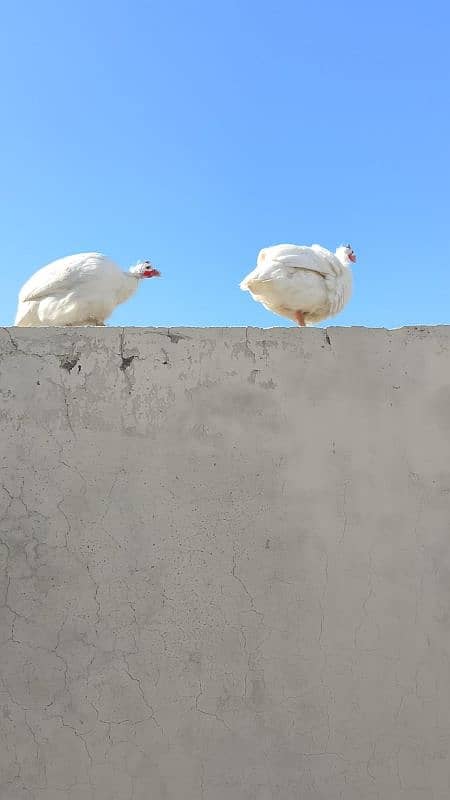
0, 325, 449, 799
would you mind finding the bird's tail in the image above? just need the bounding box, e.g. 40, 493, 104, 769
14, 301, 40, 327
240, 274, 266, 292
239, 263, 260, 291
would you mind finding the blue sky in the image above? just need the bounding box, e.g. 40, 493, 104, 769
0, 0, 448, 328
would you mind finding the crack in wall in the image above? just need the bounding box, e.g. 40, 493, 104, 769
1, 326, 449, 798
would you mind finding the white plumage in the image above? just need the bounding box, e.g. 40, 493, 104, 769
240, 243, 356, 326
15, 252, 160, 327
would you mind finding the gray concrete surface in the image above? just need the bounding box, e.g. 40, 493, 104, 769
0, 325, 449, 799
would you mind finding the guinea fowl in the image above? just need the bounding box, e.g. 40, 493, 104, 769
240, 243, 356, 326
14, 252, 161, 327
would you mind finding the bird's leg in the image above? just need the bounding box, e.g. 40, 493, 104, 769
294, 310, 306, 327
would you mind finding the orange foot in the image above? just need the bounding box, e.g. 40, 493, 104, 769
294, 310, 306, 327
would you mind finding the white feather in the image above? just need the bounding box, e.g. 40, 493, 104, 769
15, 252, 151, 327
240, 242, 354, 324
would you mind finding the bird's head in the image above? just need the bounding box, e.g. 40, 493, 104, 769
336, 244, 357, 264
129, 260, 161, 279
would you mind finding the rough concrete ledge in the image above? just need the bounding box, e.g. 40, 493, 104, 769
0, 326, 450, 799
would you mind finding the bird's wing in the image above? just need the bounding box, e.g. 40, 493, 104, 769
310, 245, 343, 275
19, 253, 105, 302
310, 245, 349, 312
327, 281, 345, 314
257, 244, 337, 280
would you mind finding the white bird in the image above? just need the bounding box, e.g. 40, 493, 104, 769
240, 243, 356, 326
14, 252, 161, 327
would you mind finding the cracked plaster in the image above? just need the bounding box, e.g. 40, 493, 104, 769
0, 325, 450, 799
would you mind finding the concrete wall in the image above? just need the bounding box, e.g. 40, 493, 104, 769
0, 325, 449, 800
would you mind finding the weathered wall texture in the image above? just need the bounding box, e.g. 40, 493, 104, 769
0, 325, 449, 800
